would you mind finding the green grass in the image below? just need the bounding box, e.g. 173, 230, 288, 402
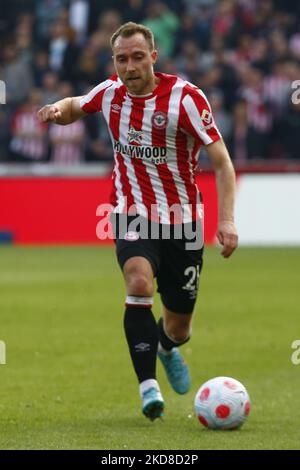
0, 245, 299, 450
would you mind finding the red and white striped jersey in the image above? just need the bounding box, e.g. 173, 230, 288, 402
80, 73, 222, 223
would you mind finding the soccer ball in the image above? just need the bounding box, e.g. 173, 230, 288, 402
194, 376, 251, 430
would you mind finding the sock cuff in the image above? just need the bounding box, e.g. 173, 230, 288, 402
125, 296, 153, 308
159, 317, 191, 345
158, 342, 172, 356
139, 379, 160, 396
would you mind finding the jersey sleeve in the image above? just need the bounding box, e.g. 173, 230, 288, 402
79, 78, 116, 114
180, 86, 222, 145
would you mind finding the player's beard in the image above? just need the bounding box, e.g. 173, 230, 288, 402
126, 77, 145, 94
125, 70, 153, 95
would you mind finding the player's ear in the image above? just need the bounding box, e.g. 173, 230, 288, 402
151, 49, 158, 65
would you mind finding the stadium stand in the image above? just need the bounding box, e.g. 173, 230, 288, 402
0, 0, 300, 169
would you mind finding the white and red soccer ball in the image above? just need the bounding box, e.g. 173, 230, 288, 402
194, 377, 251, 430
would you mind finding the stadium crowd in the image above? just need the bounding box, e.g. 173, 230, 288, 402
0, 0, 300, 165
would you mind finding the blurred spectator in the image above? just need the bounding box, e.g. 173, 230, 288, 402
282, 101, 300, 159
208, 89, 233, 147
123, 0, 147, 23
284, 59, 300, 82
200, 35, 239, 110
265, 60, 291, 158
0, 110, 10, 162
231, 100, 249, 162
158, 57, 188, 80
162, 0, 185, 14
175, 13, 204, 55
75, 41, 103, 90
84, 114, 113, 163
9, 88, 48, 162
264, 60, 291, 117
0, 43, 33, 107
195, 4, 214, 51
289, 20, 300, 60
41, 71, 61, 106
212, 0, 241, 48
35, 0, 67, 41
49, 82, 86, 164
250, 38, 270, 73
0, 1, 35, 38
14, 13, 35, 64
1, 0, 300, 164
176, 40, 203, 83
97, 10, 122, 44
81, 82, 112, 163
239, 66, 272, 159
87, 0, 128, 33
47, 19, 79, 81
33, 50, 50, 87
143, 1, 179, 57
250, 0, 274, 37
184, 0, 217, 17
69, 0, 90, 44
229, 33, 253, 67
83, 10, 122, 80
269, 30, 291, 61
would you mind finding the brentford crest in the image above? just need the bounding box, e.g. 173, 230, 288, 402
151, 111, 168, 129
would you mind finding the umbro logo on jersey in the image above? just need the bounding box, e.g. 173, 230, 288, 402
127, 126, 143, 144
152, 111, 168, 130
112, 104, 121, 113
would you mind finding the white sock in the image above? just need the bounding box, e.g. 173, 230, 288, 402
140, 379, 160, 397
158, 342, 172, 356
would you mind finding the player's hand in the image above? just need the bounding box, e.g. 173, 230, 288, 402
37, 105, 62, 123
217, 220, 238, 258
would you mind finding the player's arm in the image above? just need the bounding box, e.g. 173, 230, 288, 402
205, 138, 238, 258
37, 96, 87, 125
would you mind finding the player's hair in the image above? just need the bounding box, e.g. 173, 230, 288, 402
110, 22, 155, 51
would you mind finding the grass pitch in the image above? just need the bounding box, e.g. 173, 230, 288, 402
0, 245, 299, 450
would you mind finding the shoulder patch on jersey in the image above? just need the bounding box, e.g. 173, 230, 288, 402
201, 109, 213, 125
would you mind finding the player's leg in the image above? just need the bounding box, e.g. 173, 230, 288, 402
160, 307, 192, 346
157, 307, 193, 395
122, 256, 164, 420
157, 235, 204, 394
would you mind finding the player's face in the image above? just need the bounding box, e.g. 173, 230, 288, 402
113, 33, 158, 95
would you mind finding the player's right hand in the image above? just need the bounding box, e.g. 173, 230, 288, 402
217, 220, 238, 258
37, 105, 62, 123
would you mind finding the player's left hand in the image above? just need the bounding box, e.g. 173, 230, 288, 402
217, 221, 238, 258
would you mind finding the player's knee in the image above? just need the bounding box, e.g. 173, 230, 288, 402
165, 324, 191, 343
127, 274, 153, 297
